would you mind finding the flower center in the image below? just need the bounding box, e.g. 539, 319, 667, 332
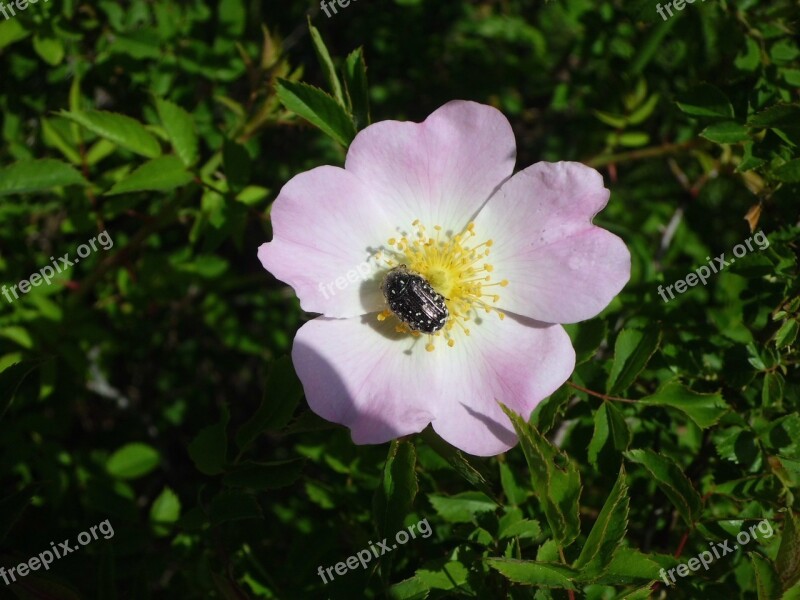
376, 220, 508, 351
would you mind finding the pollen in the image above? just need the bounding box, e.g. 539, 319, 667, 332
377, 220, 507, 351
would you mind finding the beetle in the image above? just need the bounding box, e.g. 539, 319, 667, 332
381, 265, 449, 333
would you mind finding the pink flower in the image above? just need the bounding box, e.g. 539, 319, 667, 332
258, 101, 630, 456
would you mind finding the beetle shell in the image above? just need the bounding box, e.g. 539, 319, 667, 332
381, 266, 448, 333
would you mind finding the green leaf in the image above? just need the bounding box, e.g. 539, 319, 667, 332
486, 559, 577, 589
596, 547, 662, 584
428, 491, 496, 523
776, 320, 799, 349
501, 404, 582, 546
32, 35, 64, 66
0, 360, 43, 422
150, 487, 181, 536
235, 356, 303, 450
59, 110, 162, 158
774, 160, 800, 184
344, 47, 370, 129
374, 440, 418, 538
701, 122, 751, 144
777, 512, 800, 589
222, 459, 305, 490
639, 381, 729, 428
567, 319, 608, 365
106, 443, 161, 479
588, 403, 631, 468
574, 466, 629, 577
222, 139, 251, 193
531, 385, 572, 435
751, 553, 782, 600
625, 449, 701, 526
106, 155, 194, 195
307, 17, 344, 104
675, 84, 734, 118
606, 327, 661, 394
0, 18, 29, 51
276, 79, 357, 147
747, 104, 800, 128
0, 159, 87, 196
155, 98, 199, 167
41, 117, 81, 164
188, 406, 229, 475
419, 428, 495, 499
389, 576, 430, 600
415, 561, 470, 591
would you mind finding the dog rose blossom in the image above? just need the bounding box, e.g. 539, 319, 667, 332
258, 100, 630, 456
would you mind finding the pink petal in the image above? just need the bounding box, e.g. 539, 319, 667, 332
474, 161, 631, 324
429, 316, 575, 456
345, 100, 516, 233
292, 313, 575, 456
258, 166, 395, 318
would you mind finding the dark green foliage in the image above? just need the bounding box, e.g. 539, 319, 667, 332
0, 0, 798, 598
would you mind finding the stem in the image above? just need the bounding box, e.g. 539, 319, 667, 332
567, 382, 638, 404
586, 140, 700, 168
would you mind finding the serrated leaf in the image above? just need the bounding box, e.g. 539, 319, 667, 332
574, 466, 629, 576
701, 122, 751, 144
639, 381, 729, 428
776, 320, 799, 349
0, 159, 87, 196
777, 512, 800, 589
106, 155, 194, 195
486, 559, 577, 589
389, 576, 430, 600
276, 79, 357, 147
344, 47, 370, 129
531, 385, 572, 435
188, 406, 229, 475
606, 327, 661, 394
60, 110, 162, 158
106, 443, 160, 479
420, 428, 495, 499
588, 403, 631, 467
155, 98, 199, 166
748, 104, 800, 128
307, 18, 344, 104
752, 553, 782, 600
675, 84, 734, 118
501, 404, 581, 546
625, 449, 701, 526
374, 440, 418, 538
428, 492, 496, 523
235, 356, 303, 450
